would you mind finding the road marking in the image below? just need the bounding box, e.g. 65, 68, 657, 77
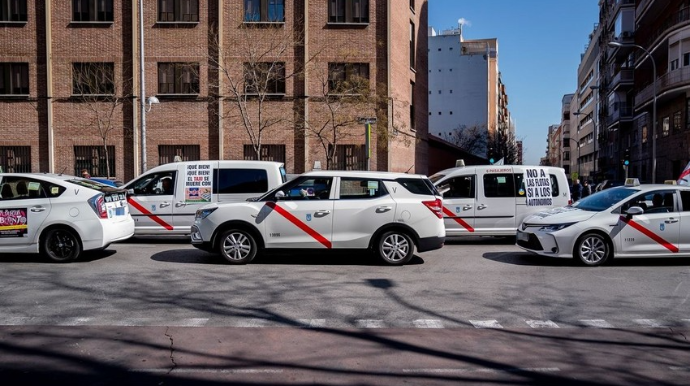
402, 367, 560, 374
57, 317, 92, 326
470, 320, 503, 329
298, 319, 326, 328
634, 319, 666, 328
356, 319, 385, 328
413, 319, 444, 328
669, 366, 690, 371
131, 368, 284, 374
579, 319, 614, 328
235, 318, 266, 328
526, 320, 559, 328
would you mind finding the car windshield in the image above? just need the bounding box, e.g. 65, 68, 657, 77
428, 173, 445, 184
571, 186, 638, 212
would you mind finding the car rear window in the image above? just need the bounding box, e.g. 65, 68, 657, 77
395, 178, 438, 196
66, 179, 120, 192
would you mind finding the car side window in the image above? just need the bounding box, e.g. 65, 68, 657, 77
483, 174, 515, 198
0, 177, 51, 200
339, 178, 387, 199
621, 190, 675, 213
442, 176, 474, 199
681, 191, 690, 211
213, 169, 268, 194
279, 177, 333, 200
130, 172, 177, 196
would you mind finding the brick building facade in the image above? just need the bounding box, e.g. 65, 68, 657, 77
0, 1, 428, 181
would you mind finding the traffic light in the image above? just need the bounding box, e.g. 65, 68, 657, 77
488, 147, 495, 165
623, 148, 630, 166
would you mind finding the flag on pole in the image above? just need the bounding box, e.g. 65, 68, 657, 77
678, 161, 690, 185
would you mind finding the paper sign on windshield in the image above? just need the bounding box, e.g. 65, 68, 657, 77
184, 163, 213, 203
524, 168, 553, 206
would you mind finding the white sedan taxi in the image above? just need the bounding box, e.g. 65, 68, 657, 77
517, 179, 690, 266
0, 173, 135, 262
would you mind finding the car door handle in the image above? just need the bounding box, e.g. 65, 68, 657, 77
376, 206, 392, 213
159, 202, 170, 208
477, 204, 487, 210
665, 218, 679, 224
314, 210, 331, 218
175, 202, 187, 208
462, 205, 473, 210
30, 206, 46, 212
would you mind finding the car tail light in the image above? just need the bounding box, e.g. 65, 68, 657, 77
568, 199, 573, 205
88, 194, 108, 219
422, 198, 443, 219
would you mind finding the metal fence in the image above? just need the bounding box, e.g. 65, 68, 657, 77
0, 146, 31, 173
159, 145, 200, 165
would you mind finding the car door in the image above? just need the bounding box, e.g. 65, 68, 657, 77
0, 177, 52, 251
331, 177, 395, 248
263, 176, 335, 249
438, 175, 476, 235
680, 190, 690, 253
174, 161, 218, 233
617, 190, 681, 255
125, 170, 178, 234
473, 168, 517, 235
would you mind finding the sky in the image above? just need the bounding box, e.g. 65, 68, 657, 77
427, 0, 600, 165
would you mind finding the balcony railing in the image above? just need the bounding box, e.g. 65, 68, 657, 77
609, 69, 634, 89
635, 67, 690, 106
636, 0, 653, 19
641, 6, 690, 49
606, 102, 634, 126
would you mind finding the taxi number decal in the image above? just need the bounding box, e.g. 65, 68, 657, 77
442, 206, 475, 232
127, 197, 174, 231
620, 216, 678, 253
265, 202, 332, 249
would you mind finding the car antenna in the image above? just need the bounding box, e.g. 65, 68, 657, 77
405, 164, 414, 174
58, 166, 68, 176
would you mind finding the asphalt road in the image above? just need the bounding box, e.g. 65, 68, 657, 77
1, 237, 689, 385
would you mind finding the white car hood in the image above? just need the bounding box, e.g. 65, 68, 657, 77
523, 206, 597, 225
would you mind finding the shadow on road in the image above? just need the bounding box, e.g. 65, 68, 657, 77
484, 251, 690, 267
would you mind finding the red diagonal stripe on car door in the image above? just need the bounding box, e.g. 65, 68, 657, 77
442, 206, 475, 232
266, 202, 332, 249
127, 197, 174, 231
620, 216, 678, 253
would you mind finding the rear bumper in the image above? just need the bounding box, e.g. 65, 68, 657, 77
417, 236, 445, 252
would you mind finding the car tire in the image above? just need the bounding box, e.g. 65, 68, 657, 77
218, 229, 257, 265
574, 232, 610, 266
42, 228, 81, 263
377, 230, 414, 266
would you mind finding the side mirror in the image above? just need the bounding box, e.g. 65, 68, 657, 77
127, 188, 134, 195
626, 206, 644, 217
275, 190, 286, 200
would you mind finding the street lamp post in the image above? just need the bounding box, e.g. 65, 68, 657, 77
357, 117, 377, 171
608, 41, 657, 183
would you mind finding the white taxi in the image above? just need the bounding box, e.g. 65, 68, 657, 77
517, 179, 690, 266
191, 171, 445, 265
0, 173, 135, 262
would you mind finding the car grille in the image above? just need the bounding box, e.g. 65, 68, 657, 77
517, 233, 543, 251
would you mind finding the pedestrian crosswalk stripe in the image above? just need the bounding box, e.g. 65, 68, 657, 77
634, 319, 666, 328
298, 319, 326, 328
356, 319, 385, 328
413, 319, 444, 328
526, 320, 559, 328
579, 319, 614, 328
470, 320, 503, 329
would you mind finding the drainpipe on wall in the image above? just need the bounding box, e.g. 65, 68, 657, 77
132, 2, 140, 177
45, 0, 54, 172
218, 2, 224, 159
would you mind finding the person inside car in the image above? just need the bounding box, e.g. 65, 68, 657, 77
161, 177, 174, 195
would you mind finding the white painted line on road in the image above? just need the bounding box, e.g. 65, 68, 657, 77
235, 318, 266, 328
526, 320, 559, 328
131, 368, 283, 374
669, 366, 690, 371
356, 319, 385, 328
298, 319, 326, 328
413, 319, 444, 328
470, 320, 503, 329
579, 319, 614, 328
57, 317, 92, 326
170, 318, 209, 327
634, 319, 666, 328
681, 319, 690, 324
402, 367, 560, 374
0, 317, 34, 325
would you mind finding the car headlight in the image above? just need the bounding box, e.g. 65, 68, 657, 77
539, 223, 576, 232
195, 207, 217, 220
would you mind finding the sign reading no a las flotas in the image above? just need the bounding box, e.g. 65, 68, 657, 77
524, 168, 553, 207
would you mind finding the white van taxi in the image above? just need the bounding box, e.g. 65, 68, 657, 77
517, 179, 690, 266
430, 165, 571, 236
124, 160, 286, 236
0, 173, 134, 262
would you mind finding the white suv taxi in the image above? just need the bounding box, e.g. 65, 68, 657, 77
517, 179, 690, 266
0, 173, 134, 262
191, 171, 445, 265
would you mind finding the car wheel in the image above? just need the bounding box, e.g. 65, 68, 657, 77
574, 232, 610, 266
377, 231, 414, 265
42, 228, 81, 263
218, 229, 257, 264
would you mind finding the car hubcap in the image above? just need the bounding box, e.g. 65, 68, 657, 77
382, 234, 410, 261
49, 231, 75, 259
223, 233, 251, 260
581, 236, 606, 264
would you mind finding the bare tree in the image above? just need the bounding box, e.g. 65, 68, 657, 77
488, 126, 521, 165
71, 62, 132, 178
439, 124, 488, 156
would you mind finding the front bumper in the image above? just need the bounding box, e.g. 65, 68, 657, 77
516, 228, 574, 258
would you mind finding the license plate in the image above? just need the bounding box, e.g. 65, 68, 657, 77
516, 231, 529, 242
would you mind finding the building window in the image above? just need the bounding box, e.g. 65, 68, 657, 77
158, 145, 200, 164
74, 146, 115, 177
243, 144, 286, 163
72, 62, 114, 95
330, 144, 366, 170
158, 63, 199, 94
410, 81, 415, 131
410, 21, 416, 69
642, 125, 648, 144
328, 63, 369, 94
674, 111, 682, 132
72, 0, 113, 22
686, 98, 690, 130
0, 0, 26, 22
662, 116, 670, 137
409, 0, 415, 11
244, 0, 284, 23
671, 58, 680, 71
684, 53, 690, 67
0, 146, 31, 173
0, 63, 29, 95
158, 0, 199, 22
328, 0, 368, 24
244, 62, 286, 95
